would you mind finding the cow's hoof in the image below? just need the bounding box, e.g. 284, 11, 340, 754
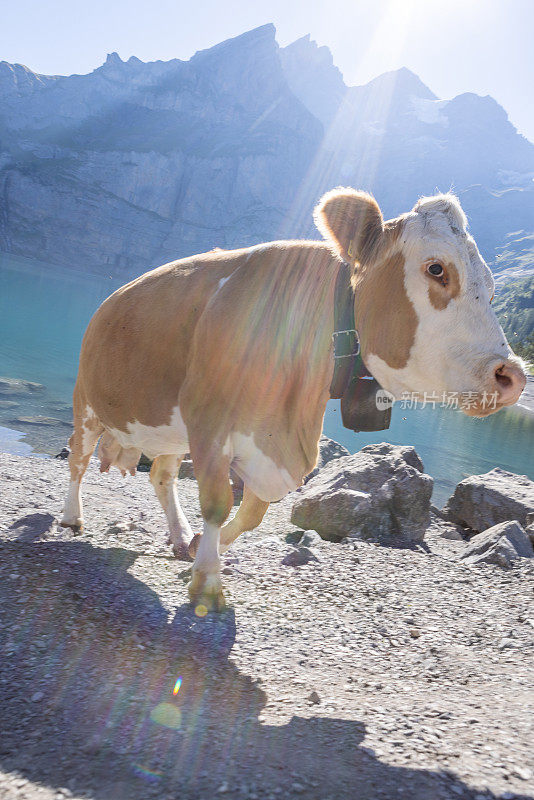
187, 533, 202, 559
171, 541, 194, 562
59, 517, 83, 531
188, 569, 225, 613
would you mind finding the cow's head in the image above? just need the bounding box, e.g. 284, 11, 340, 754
315, 188, 526, 416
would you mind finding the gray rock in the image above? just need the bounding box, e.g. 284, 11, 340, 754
525, 512, 534, 546
304, 435, 350, 483
498, 637, 518, 650
443, 468, 534, 531
285, 530, 304, 545
0, 377, 45, 396
229, 468, 244, 492
427, 509, 465, 540
107, 523, 129, 536
439, 528, 464, 541
180, 459, 196, 480
54, 447, 70, 460
136, 453, 152, 472
299, 530, 323, 548
291, 443, 433, 542
460, 521, 534, 568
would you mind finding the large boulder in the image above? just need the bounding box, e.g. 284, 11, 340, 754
291, 442, 433, 542
459, 521, 533, 568
443, 468, 534, 532
304, 435, 350, 483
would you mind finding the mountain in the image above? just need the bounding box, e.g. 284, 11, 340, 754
0, 25, 532, 277
493, 276, 534, 363
0, 26, 321, 272
280, 37, 534, 253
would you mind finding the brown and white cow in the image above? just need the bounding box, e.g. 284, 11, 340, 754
61, 189, 526, 609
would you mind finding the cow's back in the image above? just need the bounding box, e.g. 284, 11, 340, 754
180, 241, 338, 487
77, 248, 247, 433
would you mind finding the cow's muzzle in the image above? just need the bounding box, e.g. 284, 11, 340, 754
463, 357, 527, 416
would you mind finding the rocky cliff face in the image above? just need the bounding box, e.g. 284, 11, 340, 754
0, 26, 321, 273
0, 25, 533, 277
280, 38, 534, 266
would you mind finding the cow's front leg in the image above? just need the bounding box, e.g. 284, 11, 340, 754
188, 447, 233, 611
188, 522, 225, 611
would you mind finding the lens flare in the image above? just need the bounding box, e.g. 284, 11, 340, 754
173, 676, 182, 695
194, 604, 208, 618
132, 763, 163, 781
149, 702, 182, 729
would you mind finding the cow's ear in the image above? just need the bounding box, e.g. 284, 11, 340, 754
314, 188, 384, 265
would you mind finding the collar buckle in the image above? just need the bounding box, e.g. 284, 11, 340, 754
332, 329, 360, 359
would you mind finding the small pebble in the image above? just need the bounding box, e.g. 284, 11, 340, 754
514, 766, 533, 781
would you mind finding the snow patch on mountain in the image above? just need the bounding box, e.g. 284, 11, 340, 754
410, 96, 449, 126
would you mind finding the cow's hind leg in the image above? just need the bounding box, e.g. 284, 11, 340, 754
61, 396, 103, 529
220, 486, 269, 552
189, 485, 269, 557
150, 454, 193, 560
188, 447, 233, 611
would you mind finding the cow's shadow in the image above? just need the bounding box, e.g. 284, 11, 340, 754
7, 512, 57, 542
0, 540, 529, 800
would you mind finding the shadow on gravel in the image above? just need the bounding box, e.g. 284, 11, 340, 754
8, 512, 56, 542
0, 540, 530, 800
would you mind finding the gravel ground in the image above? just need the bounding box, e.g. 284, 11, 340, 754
0, 452, 533, 800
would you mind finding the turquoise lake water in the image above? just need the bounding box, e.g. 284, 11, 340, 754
1, 251, 532, 506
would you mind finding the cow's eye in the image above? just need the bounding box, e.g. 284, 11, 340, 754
427, 263, 443, 277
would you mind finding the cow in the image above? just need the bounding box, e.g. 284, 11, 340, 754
61, 188, 527, 610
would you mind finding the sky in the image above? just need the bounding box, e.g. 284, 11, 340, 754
2, 0, 533, 141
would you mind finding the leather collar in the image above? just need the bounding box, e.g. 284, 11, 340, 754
329, 261, 366, 399
329, 261, 392, 432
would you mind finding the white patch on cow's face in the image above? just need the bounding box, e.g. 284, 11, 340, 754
368, 195, 518, 401
108, 405, 189, 459
225, 432, 299, 502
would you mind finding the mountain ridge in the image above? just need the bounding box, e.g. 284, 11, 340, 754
0, 25, 532, 277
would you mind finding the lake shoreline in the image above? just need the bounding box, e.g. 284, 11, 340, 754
516, 374, 534, 414
0, 376, 532, 508
1, 245, 533, 508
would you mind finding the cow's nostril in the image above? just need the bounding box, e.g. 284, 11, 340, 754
492, 360, 527, 406
495, 366, 512, 389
